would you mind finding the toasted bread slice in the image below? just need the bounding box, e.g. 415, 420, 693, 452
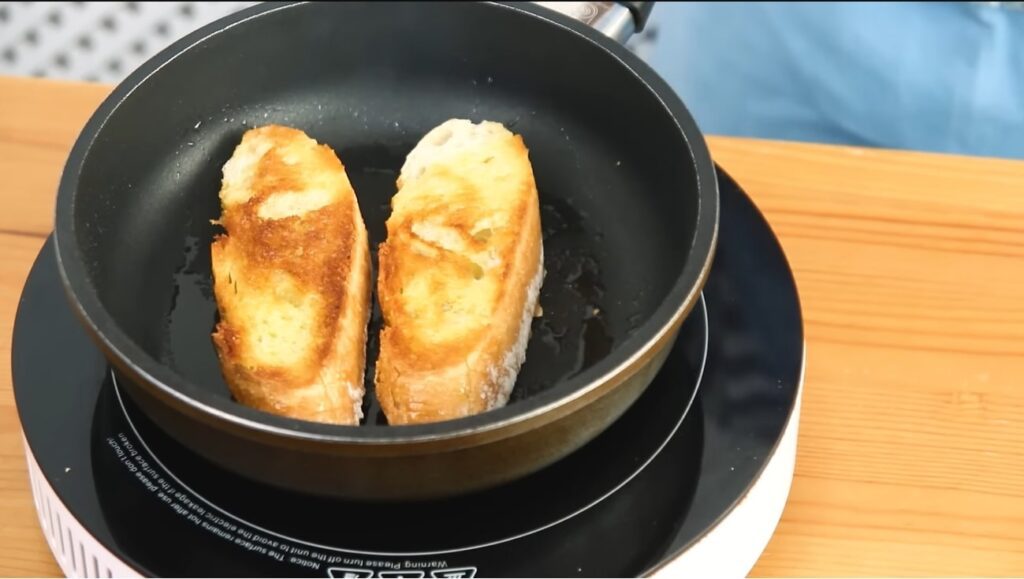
211, 125, 371, 425
375, 119, 544, 425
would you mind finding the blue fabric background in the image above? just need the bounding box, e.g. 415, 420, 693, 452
644, 2, 1024, 159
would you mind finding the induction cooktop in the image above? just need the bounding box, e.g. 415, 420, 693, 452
14, 167, 803, 578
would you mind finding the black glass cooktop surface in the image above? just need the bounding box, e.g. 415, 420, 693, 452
14, 167, 802, 577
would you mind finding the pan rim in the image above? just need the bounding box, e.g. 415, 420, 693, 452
52, 0, 720, 447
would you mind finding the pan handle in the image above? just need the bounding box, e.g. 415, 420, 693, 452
533, 2, 654, 44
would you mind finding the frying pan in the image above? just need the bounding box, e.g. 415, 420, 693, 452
52, 1, 718, 500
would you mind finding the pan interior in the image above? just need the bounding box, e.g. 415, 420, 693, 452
68, 2, 702, 426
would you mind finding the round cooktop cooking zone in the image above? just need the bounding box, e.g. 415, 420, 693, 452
86, 294, 705, 577
14, 166, 804, 578
117, 293, 704, 552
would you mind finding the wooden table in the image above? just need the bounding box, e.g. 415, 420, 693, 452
2, 76, 1023, 577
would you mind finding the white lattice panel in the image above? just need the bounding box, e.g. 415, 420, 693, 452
0, 2, 255, 83
0, 2, 657, 84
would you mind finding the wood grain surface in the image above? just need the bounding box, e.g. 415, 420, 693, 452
1, 76, 1023, 577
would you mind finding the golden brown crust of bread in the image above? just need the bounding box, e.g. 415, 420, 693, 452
375, 120, 544, 425
211, 125, 371, 425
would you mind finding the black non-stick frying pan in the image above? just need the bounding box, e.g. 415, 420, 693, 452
52, 1, 718, 500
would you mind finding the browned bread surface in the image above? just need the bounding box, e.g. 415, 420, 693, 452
376, 119, 544, 425
211, 125, 371, 425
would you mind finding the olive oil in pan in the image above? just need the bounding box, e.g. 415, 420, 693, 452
160, 167, 616, 420
512, 196, 614, 401
163, 228, 229, 399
